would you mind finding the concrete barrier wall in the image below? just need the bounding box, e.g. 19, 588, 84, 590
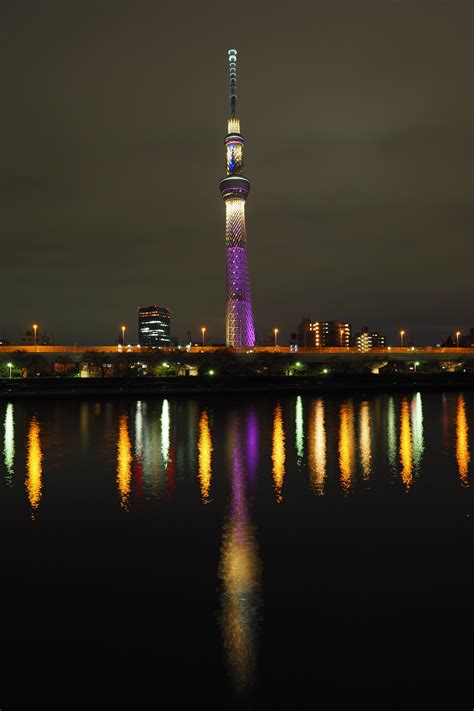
0, 345, 472, 356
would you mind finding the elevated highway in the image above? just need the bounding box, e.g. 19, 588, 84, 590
0, 344, 472, 365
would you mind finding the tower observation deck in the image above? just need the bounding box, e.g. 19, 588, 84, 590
219, 49, 256, 348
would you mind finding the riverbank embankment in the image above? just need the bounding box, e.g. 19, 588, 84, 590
0, 374, 473, 399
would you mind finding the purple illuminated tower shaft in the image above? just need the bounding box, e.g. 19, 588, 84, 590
219, 49, 255, 348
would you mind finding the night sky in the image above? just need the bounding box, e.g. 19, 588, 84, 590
1, 1, 472, 345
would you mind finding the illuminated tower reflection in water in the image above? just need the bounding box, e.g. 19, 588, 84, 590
339, 401, 355, 495
117, 413, 132, 509
219, 416, 261, 693
26, 415, 42, 516
456, 394, 470, 487
308, 398, 326, 494
3, 403, 14, 484
246, 410, 258, 485
272, 404, 285, 502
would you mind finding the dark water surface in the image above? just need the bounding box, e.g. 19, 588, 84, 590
0, 391, 472, 709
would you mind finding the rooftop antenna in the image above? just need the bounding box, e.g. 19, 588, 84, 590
228, 49, 237, 117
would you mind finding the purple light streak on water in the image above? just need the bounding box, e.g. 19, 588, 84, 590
246, 411, 258, 487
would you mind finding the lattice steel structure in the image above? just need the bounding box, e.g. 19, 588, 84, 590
219, 49, 256, 348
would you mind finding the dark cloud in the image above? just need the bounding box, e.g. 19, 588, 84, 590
0, 0, 472, 345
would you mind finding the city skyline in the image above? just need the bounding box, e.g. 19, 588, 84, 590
1, 2, 471, 344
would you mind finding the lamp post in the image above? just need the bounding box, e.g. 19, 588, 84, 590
400, 330, 405, 348
340, 328, 344, 348
121, 325, 126, 347
7, 362, 12, 379
201, 327, 206, 348
33, 323, 38, 352
414, 361, 420, 373
274, 328, 279, 349
456, 331, 461, 347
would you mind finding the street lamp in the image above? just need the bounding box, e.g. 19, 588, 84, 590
274, 328, 279, 348
7, 362, 12, 379
33, 323, 38, 351
340, 328, 344, 348
400, 330, 405, 348
121, 325, 126, 346
456, 331, 461, 347
414, 361, 420, 373
201, 327, 206, 348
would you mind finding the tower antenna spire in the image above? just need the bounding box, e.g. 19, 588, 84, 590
228, 49, 237, 117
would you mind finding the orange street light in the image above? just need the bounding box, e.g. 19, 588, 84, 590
400, 330, 405, 348
456, 331, 461, 347
201, 326, 206, 348
121, 325, 126, 346
33, 323, 38, 351
340, 328, 344, 347
274, 328, 279, 348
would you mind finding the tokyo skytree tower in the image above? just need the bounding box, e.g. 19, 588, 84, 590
219, 49, 256, 348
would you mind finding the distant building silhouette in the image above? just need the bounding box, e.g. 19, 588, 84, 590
461, 328, 474, 347
21, 329, 54, 345
442, 328, 474, 348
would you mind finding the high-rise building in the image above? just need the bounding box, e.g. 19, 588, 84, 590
297, 320, 351, 348
219, 49, 255, 348
138, 306, 171, 347
355, 326, 386, 352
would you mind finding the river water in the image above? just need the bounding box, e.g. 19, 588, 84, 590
0, 391, 472, 709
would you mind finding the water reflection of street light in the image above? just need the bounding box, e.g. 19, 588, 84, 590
33, 323, 38, 351
7, 362, 13, 379
456, 331, 461, 347
201, 327, 206, 348
274, 328, 279, 348
121, 325, 126, 346
400, 330, 405, 348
